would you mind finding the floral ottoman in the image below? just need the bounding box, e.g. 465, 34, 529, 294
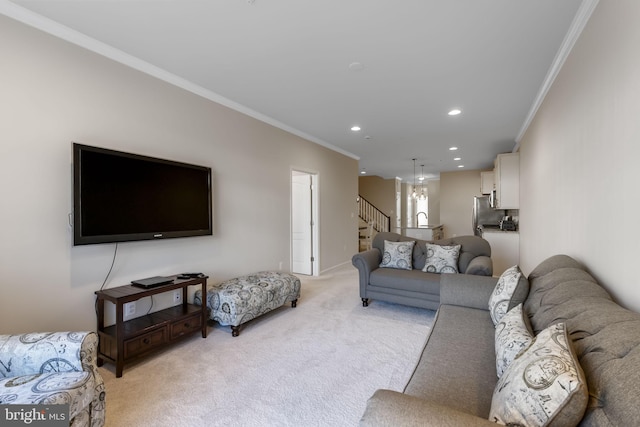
194, 271, 301, 336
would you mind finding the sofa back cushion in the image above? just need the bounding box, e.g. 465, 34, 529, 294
372, 232, 490, 273
524, 254, 640, 426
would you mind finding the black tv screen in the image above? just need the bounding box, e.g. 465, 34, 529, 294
73, 143, 212, 245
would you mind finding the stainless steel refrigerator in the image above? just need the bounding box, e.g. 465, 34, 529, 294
472, 196, 504, 236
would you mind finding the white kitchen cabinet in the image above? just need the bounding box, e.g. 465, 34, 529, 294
482, 230, 519, 276
480, 171, 494, 194
494, 153, 519, 209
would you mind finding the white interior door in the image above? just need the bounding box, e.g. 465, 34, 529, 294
291, 171, 314, 275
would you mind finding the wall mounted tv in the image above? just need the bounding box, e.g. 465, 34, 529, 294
73, 143, 212, 245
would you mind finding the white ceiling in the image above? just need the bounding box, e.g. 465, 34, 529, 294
4, 0, 586, 183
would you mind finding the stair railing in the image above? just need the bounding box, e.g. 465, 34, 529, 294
357, 196, 390, 233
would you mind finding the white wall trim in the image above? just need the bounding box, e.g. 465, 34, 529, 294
514, 0, 600, 151
0, 1, 359, 161
319, 260, 352, 276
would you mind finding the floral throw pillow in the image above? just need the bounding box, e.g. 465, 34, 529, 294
489, 322, 588, 426
422, 243, 461, 274
494, 303, 533, 378
380, 240, 415, 270
488, 265, 523, 325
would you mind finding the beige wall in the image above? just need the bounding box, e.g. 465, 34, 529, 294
427, 180, 441, 225
0, 16, 358, 333
519, 1, 640, 311
358, 175, 397, 229
439, 170, 483, 238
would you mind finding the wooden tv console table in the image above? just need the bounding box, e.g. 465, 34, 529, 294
95, 275, 208, 377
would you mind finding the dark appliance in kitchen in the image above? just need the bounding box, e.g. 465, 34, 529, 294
499, 217, 517, 231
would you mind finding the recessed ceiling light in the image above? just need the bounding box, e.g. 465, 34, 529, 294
360, 169, 367, 174
458, 165, 465, 168
348, 62, 364, 71
448, 109, 462, 116
351, 126, 361, 132
454, 157, 461, 161
449, 146, 458, 151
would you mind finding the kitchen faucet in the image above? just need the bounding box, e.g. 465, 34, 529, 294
417, 211, 428, 226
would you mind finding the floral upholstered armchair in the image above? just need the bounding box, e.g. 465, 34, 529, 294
0, 331, 105, 427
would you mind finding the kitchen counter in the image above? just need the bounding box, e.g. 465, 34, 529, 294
402, 225, 443, 241
481, 229, 519, 276
481, 228, 518, 234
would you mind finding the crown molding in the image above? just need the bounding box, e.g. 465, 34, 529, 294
0, 1, 359, 161
513, 0, 600, 152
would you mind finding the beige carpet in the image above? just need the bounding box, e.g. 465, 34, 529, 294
99, 265, 435, 426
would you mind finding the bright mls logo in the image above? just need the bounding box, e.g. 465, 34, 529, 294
1, 405, 68, 426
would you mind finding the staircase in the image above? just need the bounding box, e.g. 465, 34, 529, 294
357, 196, 390, 233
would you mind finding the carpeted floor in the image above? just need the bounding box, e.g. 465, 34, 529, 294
99, 264, 435, 426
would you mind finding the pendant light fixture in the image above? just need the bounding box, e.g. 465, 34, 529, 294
411, 158, 417, 199
419, 164, 426, 200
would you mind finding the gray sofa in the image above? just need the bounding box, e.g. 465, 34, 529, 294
360, 254, 640, 426
351, 232, 493, 310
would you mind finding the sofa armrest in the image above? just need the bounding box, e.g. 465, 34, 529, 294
0, 332, 105, 425
439, 274, 498, 310
0, 331, 91, 377
352, 249, 381, 292
464, 256, 493, 276
360, 389, 496, 427
79, 332, 107, 426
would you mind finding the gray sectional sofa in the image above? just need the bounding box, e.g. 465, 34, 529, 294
360, 254, 640, 426
352, 232, 493, 310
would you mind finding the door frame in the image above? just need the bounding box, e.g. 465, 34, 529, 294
290, 168, 319, 276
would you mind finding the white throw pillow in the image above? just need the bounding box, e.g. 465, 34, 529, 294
488, 265, 523, 325
494, 303, 533, 378
422, 243, 461, 274
380, 240, 415, 270
489, 322, 588, 427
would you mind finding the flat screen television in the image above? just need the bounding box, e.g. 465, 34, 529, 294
73, 143, 212, 245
